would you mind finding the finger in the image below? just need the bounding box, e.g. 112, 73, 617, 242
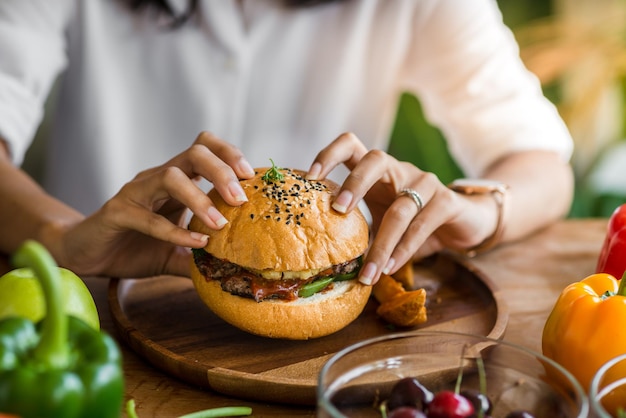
359, 199, 422, 285
158, 166, 230, 231
155, 196, 188, 226
385, 188, 456, 273
170, 143, 249, 207
306, 132, 368, 180
194, 131, 255, 179
120, 166, 228, 234
102, 196, 210, 249
135, 144, 247, 208
412, 235, 445, 261
154, 132, 253, 207
164, 246, 194, 278
333, 150, 405, 214
358, 175, 439, 285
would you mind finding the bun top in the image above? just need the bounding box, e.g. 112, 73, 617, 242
189, 167, 369, 272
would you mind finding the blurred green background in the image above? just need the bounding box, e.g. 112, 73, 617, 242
387, 0, 626, 218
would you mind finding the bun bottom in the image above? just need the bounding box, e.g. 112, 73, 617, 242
190, 263, 372, 340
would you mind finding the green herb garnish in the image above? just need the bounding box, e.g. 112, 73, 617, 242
126, 399, 252, 418
178, 406, 253, 418
262, 159, 284, 183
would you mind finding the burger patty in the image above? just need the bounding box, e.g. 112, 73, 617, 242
192, 249, 362, 302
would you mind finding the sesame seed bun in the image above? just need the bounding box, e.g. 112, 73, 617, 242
189, 168, 369, 272
188, 167, 371, 339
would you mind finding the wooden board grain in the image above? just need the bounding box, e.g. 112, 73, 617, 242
108, 252, 507, 405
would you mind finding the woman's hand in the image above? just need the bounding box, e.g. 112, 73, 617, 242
306, 133, 499, 285
51, 132, 255, 279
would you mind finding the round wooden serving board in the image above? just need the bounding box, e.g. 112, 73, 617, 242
108, 252, 507, 405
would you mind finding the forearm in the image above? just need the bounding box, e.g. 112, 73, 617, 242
482, 150, 574, 244
0, 140, 84, 260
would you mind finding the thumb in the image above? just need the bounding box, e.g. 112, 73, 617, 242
166, 246, 194, 277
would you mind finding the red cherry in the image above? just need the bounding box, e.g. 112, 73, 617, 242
427, 391, 475, 418
387, 377, 434, 410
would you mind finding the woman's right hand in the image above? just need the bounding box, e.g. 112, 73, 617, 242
48, 131, 255, 279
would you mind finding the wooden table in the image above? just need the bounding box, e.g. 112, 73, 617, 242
81, 218, 606, 417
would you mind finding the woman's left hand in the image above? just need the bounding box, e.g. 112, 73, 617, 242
306, 133, 497, 285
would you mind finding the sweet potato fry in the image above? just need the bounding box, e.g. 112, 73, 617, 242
392, 260, 414, 289
372, 273, 405, 303
376, 288, 428, 327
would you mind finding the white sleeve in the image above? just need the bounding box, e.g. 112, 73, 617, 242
405, 0, 573, 177
0, 0, 74, 165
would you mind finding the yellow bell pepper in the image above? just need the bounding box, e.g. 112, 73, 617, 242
543, 273, 626, 414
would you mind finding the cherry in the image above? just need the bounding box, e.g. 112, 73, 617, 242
459, 389, 492, 416
427, 390, 475, 418
387, 377, 434, 411
388, 406, 428, 418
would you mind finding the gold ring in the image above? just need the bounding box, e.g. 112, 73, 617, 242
396, 188, 424, 213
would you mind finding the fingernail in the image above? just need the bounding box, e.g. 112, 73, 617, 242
382, 258, 395, 275
190, 231, 208, 243
228, 181, 248, 202
332, 190, 353, 214
237, 159, 255, 177
306, 162, 322, 180
208, 206, 228, 228
359, 262, 377, 285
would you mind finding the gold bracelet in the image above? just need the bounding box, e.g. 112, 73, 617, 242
448, 179, 508, 258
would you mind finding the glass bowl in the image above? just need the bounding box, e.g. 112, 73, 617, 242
590, 352, 626, 417
317, 330, 588, 418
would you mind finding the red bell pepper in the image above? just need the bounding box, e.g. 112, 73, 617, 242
597, 204, 626, 278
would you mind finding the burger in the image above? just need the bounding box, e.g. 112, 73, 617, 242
188, 164, 371, 339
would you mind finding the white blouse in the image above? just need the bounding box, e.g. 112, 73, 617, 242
0, 0, 573, 214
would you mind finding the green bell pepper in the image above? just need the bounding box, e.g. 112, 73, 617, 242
298, 276, 335, 298
0, 240, 124, 418
298, 257, 363, 298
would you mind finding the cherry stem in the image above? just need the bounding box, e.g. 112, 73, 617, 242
476, 356, 486, 418
454, 345, 468, 394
